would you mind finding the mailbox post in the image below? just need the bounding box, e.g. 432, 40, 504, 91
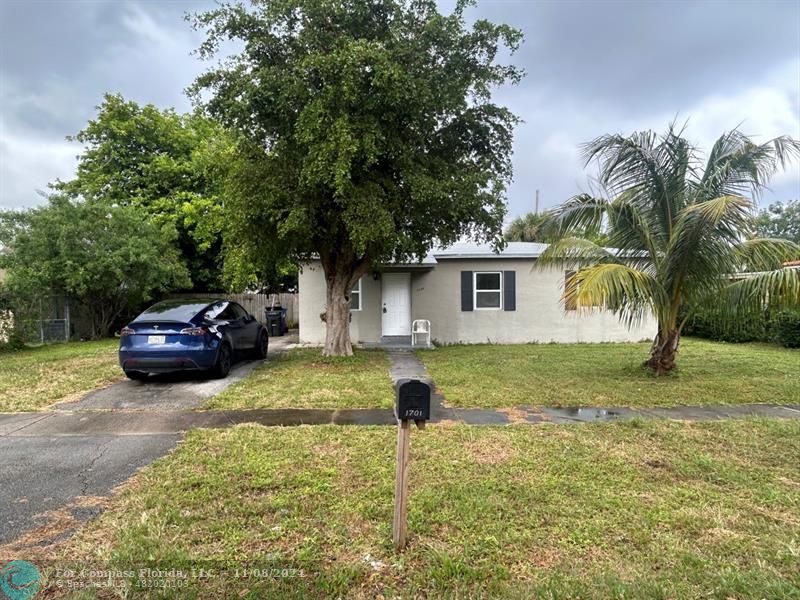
393, 379, 431, 550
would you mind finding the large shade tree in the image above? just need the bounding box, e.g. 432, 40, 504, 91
755, 200, 800, 243
0, 196, 190, 338
540, 126, 800, 374
189, 0, 522, 355
55, 94, 230, 291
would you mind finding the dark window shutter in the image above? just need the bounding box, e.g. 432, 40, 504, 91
503, 271, 516, 311
460, 271, 473, 311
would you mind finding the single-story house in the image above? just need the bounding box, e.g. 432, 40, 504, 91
298, 241, 656, 346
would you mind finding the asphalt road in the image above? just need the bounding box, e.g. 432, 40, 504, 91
0, 433, 179, 545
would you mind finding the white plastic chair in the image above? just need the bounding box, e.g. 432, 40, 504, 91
411, 319, 431, 348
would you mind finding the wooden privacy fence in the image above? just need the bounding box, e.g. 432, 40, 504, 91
169, 293, 298, 327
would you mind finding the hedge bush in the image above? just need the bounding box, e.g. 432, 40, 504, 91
683, 307, 800, 348
683, 309, 770, 343
773, 310, 800, 348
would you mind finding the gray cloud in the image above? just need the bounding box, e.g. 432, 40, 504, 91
1, 0, 798, 214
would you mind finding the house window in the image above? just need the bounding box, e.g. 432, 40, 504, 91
474, 272, 502, 310
350, 277, 362, 311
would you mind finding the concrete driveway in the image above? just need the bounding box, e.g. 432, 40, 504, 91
0, 335, 296, 548
56, 357, 266, 411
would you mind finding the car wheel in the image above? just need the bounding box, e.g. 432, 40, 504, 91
212, 343, 232, 379
124, 370, 148, 381
253, 330, 269, 359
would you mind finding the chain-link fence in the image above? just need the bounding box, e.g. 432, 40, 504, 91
21, 317, 69, 343
2, 295, 70, 345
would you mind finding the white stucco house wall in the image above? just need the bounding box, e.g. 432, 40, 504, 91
298, 241, 656, 345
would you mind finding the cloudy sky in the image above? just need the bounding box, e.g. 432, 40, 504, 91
1, 0, 799, 218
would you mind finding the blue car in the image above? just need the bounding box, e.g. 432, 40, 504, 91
119, 299, 269, 380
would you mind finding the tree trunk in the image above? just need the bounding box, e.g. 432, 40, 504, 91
646, 329, 681, 375
318, 246, 371, 357
322, 267, 354, 357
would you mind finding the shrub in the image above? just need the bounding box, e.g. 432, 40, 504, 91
772, 310, 800, 348
683, 309, 769, 343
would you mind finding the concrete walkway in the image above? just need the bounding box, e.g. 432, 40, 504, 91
386, 350, 453, 421
2, 403, 799, 438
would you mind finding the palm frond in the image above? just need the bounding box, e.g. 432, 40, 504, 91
582, 131, 663, 198
549, 193, 607, 235
566, 263, 667, 328
684, 194, 753, 227
605, 190, 661, 264
735, 238, 800, 272
720, 267, 800, 315
536, 237, 616, 269
658, 126, 697, 228
698, 132, 800, 201
662, 195, 753, 300
581, 131, 676, 242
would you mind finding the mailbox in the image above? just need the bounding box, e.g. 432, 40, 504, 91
395, 379, 431, 422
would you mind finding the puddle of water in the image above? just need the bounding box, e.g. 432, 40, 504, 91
544, 408, 623, 422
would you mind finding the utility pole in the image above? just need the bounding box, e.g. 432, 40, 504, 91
535, 189, 539, 214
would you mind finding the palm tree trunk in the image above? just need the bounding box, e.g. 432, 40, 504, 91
646, 329, 680, 375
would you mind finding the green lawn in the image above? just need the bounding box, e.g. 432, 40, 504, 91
0, 339, 121, 412
206, 348, 394, 410
52, 419, 800, 598
418, 338, 800, 408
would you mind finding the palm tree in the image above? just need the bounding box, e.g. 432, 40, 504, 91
505, 210, 609, 244
540, 125, 800, 375
505, 212, 557, 242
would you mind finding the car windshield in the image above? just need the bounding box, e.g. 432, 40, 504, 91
135, 301, 213, 322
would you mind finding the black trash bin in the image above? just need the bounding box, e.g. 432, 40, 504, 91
265, 309, 284, 337
279, 307, 288, 334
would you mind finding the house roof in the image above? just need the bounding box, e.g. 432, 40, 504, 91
432, 241, 549, 259
385, 241, 548, 266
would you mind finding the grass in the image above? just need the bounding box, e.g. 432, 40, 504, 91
0, 339, 121, 412
50, 419, 800, 598
418, 338, 800, 408
206, 348, 394, 410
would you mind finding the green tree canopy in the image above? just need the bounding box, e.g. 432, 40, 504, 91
755, 200, 800, 243
189, 0, 523, 355
0, 196, 190, 338
54, 94, 230, 291
539, 125, 800, 374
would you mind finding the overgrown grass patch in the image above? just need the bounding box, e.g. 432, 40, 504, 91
0, 339, 121, 412
54, 419, 800, 598
418, 338, 800, 408
206, 348, 394, 409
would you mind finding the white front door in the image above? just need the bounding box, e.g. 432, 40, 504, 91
381, 273, 411, 336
